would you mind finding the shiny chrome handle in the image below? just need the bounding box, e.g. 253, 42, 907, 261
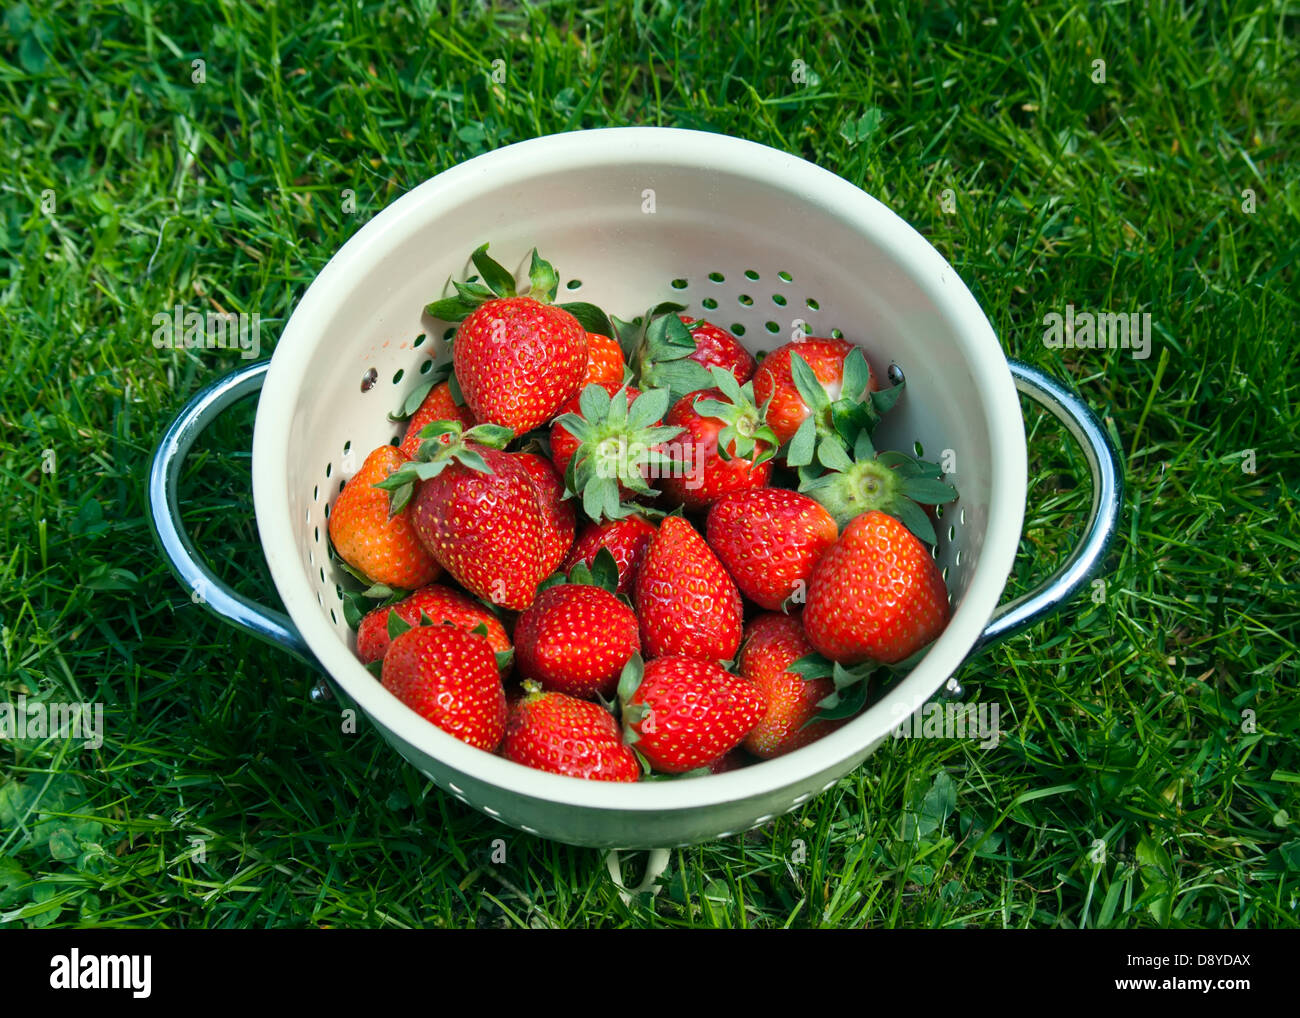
968, 359, 1124, 657
146, 362, 317, 667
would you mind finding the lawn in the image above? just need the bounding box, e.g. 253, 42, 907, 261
1, 0, 1297, 928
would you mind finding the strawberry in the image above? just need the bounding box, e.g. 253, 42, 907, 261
657, 369, 778, 510
752, 337, 863, 445
561, 516, 657, 596
635, 515, 743, 662
328, 445, 441, 589
618, 655, 767, 773
425, 245, 588, 435
398, 381, 476, 458
551, 382, 682, 522
549, 381, 640, 482
355, 584, 510, 665
738, 613, 846, 758
454, 297, 586, 433
803, 510, 951, 665
705, 488, 838, 610
381, 624, 507, 751
678, 316, 755, 382
515, 584, 640, 699
512, 451, 575, 577
376, 424, 550, 610
581, 330, 626, 387
632, 313, 753, 402
502, 682, 639, 781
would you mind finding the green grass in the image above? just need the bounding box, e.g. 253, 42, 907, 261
2, 0, 1297, 928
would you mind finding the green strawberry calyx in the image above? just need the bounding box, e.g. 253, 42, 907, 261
797, 429, 956, 545
536, 546, 623, 598
783, 347, 904, 482
372, 420, 514, 515
787, 651, 875, 726
554, 383, 684, 523
423, 243, 615, 337
690, 366, 780, 468
631, 310, 716, 404
615, 653, 648, 744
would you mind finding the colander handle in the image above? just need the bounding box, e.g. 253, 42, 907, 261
968, 360, 1124, 656
146, 361, 316, 667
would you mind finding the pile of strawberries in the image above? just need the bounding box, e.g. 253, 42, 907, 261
328, 246, 957, 781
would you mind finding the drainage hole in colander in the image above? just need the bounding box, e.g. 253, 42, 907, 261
708, 271, 724, 283
343, 440, 351, 457
936, 504, 945, 519
738, 294, 753, 306
419, 359, 433, 374
955, 550, 963, 567
772, 294, 787, 306
319, 566, 325, 584
330, 608, 337, 625
360, 368, 377, 392
565, 279, 582, 291
316, 591, 323, 606
744, 269, 760, 280
670, 278, 687, 290
392, 368, 404, 384
325, 462, 332, 478
960, 506, 967, 525
830, 327, 844, 339
731, 323, 746, 336
324, 502, 330, 519
806, 297, 820, 310
765, 321, 779, 334
948, 525, 955, 543
313, 484, 319, 502
314, 526, 320, 543
913, 440, 924, 456
442, 327, 455, 342
702, 297, 718, 310
888, 363, 905, 386
778, 270, 793, 282
413, 333, 426, 349
942, 565, 949, 582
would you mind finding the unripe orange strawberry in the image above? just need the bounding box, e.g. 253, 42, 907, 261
328, 446, 440, 589
399, 382, 476, 458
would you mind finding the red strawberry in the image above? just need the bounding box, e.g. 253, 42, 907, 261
549, 381, 640, 482
551, 382, 681, 522
658, 379, 777, 510
381, 625, 507, 751
619, 655, 767, 773
328, 446, 441, 589
705, 749, 751, 774
633, 314, 753, 402
739, 613, 846, 758
502, 683, 639, 781
406, 440, 550, 610
355, 584, 510, 665
454, 296, 587, 434
803, 511, 951, 664
515, 584, 640, 699
706, 488, 838, 609
753, 337, 886, 448
399, 381, 476, 458
635, 515, 743, 662
512, 451, 575, 577
678, 316, 755, 383
561, 516, 657, 596
581, 330, 626, 387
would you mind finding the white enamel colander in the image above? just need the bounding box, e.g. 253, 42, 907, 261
148, 128, 1121, 858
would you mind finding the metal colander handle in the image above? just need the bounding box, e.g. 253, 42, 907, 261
145, 361, 316, 668
969, 360, 1125, 657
